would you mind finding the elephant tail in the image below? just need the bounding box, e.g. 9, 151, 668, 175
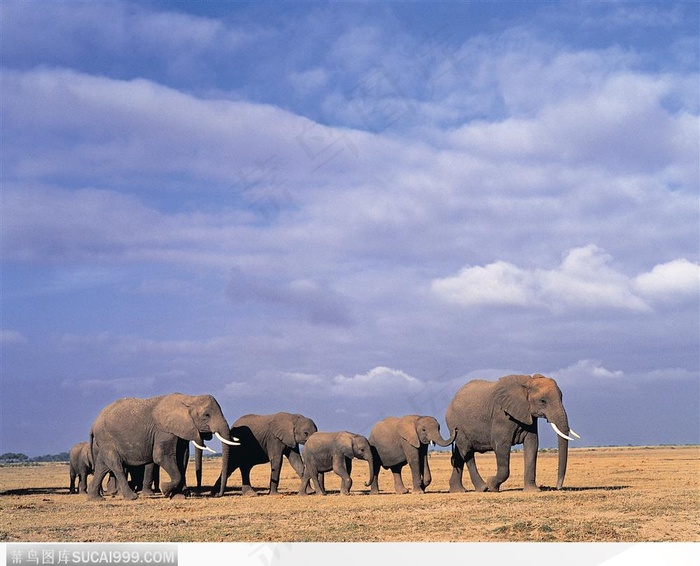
88, 430, 95, 469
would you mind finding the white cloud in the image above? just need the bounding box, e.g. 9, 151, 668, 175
553, 359, 625, 384
332, 366, 423, 397
430, 261, 537, 307
634, 258, 700, 301
432, 245, 698, 313
553, 359, 698, 386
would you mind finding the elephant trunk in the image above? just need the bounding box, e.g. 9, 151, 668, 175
214, 422, 232, 497
433, 426, 457, 447
364, 452, 375, 488
556, 433, 568, 490
550, 410, 570, 490
195, 446, 203, 491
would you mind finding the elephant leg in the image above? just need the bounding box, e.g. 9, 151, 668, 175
369, 451, 381, 495
422, 456, 432, 490
141, 464, 157, 496
486, 444, 511, 492
155, 448, 183, 498
106, 456, 137, 500
308, 466, 326, 495
335, 456, 353, 495
69, 469, 77, 494
78, 473, 88, 494
410, 450, 428, 493
464, 450, 488, 492
105, 472, 118, 496
523, 433, 540, 492
87, 461, 110, 501
240, 465, 257, 496
390, 464, 409, 494
268, 450, 284, 495
449, 446, 468, 493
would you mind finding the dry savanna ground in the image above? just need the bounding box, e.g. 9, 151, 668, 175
1, 446, 698, 543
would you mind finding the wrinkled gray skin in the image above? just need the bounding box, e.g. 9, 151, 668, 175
211, 412, 317, 496
369, 415, 456, 494
69, 441, 93, 494
299, 431, 374, 496
88, 393, 233, 500
446, 374, 572, 492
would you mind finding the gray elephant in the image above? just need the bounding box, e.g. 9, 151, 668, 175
69, 441, 93, 494
211, 412, 317, 496
299, 431, 374, 495
369, 415, 456, 494
88, 393, 239, 500
446, 373, 580, 493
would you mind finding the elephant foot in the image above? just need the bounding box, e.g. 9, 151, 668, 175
523, 484, 541, 493
170, 493, 187, 500
123, 490, 139, 501
448, 484, 467, 493
141, 489, 157, 497
86, 493, 104, 502
242, 487, 258, 497
413, 489, 426, 495
485, 479, 501, 493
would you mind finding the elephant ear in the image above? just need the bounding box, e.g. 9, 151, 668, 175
493, 375, 533, 425
338, 432, 355, 459
398, 417, 421, 449
153, 394, 200, 441
271, 414, 296, 448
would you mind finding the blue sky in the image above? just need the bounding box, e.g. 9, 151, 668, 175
1, 1, 698, 458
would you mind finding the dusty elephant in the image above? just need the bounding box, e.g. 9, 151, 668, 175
211, 412, 317, 496
369, 415, 456, 494
446, 373, 580, 493
88, 393, 239, 500
69, 441, 93, 494
299, 431, 374, 495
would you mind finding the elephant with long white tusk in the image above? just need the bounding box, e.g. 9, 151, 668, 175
87, 393, 237, 500
446, 373, 580, 492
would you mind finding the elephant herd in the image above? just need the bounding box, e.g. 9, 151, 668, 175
69, 374, 579, 500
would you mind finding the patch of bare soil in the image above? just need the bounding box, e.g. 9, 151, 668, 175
1, 446, 698, 542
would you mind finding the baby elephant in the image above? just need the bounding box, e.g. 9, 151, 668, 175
299, 431, 375, 495
69, 441, 93, 494
369, 415, 455, 494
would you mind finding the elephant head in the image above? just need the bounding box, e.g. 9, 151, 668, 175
493, 374, 578, 489
400, 415, 456, 448
271, 413, 318, 448
339, 432, 375, 487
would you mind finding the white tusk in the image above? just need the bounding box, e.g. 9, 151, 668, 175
192, 441, 216, 453
569, 428, 581, 439
550, 422, 576, 441
215, 431, 240, 446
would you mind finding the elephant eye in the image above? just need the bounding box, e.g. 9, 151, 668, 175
539, 399, 546, 405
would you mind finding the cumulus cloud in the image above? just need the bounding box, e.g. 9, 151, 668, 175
634, 258, 700, 301
431, 245, 698, 312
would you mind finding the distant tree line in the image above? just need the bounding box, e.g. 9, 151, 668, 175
0, 452, 70, 463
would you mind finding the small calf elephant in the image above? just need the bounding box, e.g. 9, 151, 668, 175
69, 441, 93, 494
369, 415, 456, 494
299, 431, 374, 496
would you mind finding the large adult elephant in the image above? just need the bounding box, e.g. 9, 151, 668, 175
211, 412, 317, 496
87, 393, 239, 500
69, 441, 93, 494
369, 415, 456, 494
446, 374, 580, 492
298, 431, 374, 495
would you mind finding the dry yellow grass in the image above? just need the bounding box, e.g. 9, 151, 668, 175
1, 446, 698, 542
